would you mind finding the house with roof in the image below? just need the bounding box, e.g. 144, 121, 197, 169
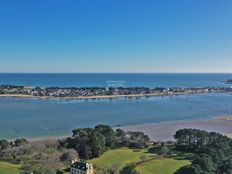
70, 159, 94, 174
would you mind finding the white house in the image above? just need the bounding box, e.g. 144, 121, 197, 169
70, 159, 94, 174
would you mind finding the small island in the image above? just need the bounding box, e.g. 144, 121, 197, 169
0, 85, 232, 99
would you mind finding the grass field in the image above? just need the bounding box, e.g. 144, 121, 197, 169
0, 147, 190, 174
136, 158, 190, 174
90, 147, 190, 174
0, 161, 21, 174
90, 147, 154, 169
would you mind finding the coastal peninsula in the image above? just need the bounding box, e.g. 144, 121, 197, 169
0, 85, 231, 99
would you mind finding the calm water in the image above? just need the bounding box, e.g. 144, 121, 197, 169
0, 73, 232, 88
0, 73, 232, 139
0, 93, 232, 139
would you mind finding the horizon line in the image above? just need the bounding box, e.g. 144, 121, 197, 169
0, 72, 232, 74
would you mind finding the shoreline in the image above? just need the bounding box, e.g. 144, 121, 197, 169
16, 116, 232, 142
0, 91, 229, 100
120, 116, 232, 141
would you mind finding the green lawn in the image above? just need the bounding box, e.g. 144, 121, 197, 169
89, 147, 190, 174
90, 147, 154, 169
136, 158, 190, 174
0, 161, 21, 174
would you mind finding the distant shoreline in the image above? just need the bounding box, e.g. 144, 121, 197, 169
1, 84, 232, 100
0, 91, 231, 100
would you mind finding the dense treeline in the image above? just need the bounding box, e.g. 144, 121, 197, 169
2, 126, 232, 173
0, 125, 150, 173
0, 138, 79, 174
59, 125, 150, 160
0, 138, 28, 150
174, 129, 232, 174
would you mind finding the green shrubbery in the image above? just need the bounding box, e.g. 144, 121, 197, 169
174, 129, 232, 174
59, 125, 150, 160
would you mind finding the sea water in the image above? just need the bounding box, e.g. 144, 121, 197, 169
0, 73, 232, 139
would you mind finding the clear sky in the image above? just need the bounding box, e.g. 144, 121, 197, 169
0, 0, 231, 73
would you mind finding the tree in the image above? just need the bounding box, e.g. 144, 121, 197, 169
60, 149, 79, 163
217, 159, 232, 174
14, 138, 28, 146
120, 164, 140, 174
116, 129, 126, 139
66, 125, 151, 160
76, 142, 92, 160
89, 131, 106, 157
0, 139, 10, 150
192, 155, 215, 173
70, 127, 107, 159
95, 125, 116, 148
127, 132, 150, 143
40, 152, 63, 173
174, 129, 232, 173
174, 165, 204, 174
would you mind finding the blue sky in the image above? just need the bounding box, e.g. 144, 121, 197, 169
0, 0, 231, 73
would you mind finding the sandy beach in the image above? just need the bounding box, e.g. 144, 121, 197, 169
120, 117, 232, 141
24, 117, 232, 142
0, 94, 35, 98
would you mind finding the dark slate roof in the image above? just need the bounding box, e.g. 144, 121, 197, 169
71, 161, 88, 171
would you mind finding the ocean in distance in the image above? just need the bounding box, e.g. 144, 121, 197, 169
0, 73, 232, 88
0, 73, 232, 139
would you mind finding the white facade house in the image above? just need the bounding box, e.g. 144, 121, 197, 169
70, 159, 94, 174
